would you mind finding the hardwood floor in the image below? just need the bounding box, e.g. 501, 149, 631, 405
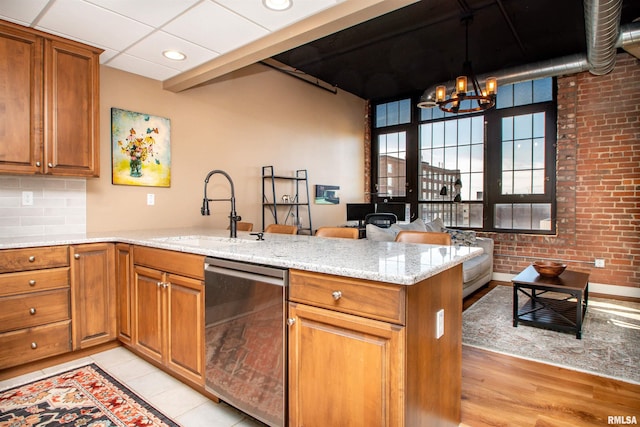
461, 282, 640, 427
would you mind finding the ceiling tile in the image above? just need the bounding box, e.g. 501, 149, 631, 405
162, 0, 269, 54
84, 0, 201, 27
35, 0, 153, 51
107, 53, 182, 81
213, 0, 341, 31
123, 31, 219, 71
0, 0, 49, 26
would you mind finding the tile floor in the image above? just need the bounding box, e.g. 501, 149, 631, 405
0, 347, 266, 427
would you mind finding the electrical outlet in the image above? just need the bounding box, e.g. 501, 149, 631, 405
595, 259, 605, 268
436, 309, 445, 339
22, 191, 34, 206
147, 193, 155, 206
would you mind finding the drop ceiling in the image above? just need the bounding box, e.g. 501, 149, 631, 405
1, 0, 638, 101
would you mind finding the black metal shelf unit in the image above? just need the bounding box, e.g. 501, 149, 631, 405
262, 165, 312, 234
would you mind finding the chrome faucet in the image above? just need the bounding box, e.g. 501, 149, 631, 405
201, 169, 241, 238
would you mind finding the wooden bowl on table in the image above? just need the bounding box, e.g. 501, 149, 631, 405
532, 261, 567, 277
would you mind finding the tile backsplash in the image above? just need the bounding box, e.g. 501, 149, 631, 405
0, 176, 86, 237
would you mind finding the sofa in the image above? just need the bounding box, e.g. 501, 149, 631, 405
365, 218, 494, 298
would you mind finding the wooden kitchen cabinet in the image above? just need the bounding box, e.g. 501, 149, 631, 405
70, 243, 116, 350
0, 246, 71, 369
131, 246, 205, 386
288, 267, 463, 427
0, 19, 101, 177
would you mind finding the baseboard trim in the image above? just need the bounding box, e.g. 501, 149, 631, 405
491, 272, 640, 299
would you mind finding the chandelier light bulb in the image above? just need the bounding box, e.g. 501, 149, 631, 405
456, 76, 467, 94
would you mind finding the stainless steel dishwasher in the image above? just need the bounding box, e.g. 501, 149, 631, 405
204, 257, 287, 427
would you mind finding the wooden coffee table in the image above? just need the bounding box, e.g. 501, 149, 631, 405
512, 265, 590, 339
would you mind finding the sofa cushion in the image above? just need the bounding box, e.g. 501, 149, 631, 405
463, 253, 491, 283
365, 224, 396, 241
444, 228, 477, 246
424, 217, 445, 232
389, 218, 427, 234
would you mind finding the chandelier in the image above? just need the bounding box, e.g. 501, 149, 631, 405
421, 16, 497, 114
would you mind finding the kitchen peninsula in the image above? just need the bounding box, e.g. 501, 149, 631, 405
0, 229, 481, 427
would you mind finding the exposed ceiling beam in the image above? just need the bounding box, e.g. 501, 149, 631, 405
162, 0, 419, 93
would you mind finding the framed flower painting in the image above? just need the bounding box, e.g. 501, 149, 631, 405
111, 108, 171, 187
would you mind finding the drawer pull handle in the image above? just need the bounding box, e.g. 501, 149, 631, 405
29, 280, 36, 286
36, 161, 41, 167
48, 163, 54, 168
74, 254, 81, 260
29, 308, 36, 315
287, 318, 296, 326
332, 291, 342, 301
157, 281, 163, 287
29, 256, 36, 262
31, 342, 38, 349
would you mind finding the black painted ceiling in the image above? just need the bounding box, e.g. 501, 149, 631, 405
273, 0, 640, 101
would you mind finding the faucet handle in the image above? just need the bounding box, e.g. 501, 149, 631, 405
250, 232, 264, 241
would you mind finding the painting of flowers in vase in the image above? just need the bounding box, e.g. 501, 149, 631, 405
111, 108, 171, 187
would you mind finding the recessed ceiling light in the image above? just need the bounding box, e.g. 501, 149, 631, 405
263, 0, 292, 11
163, 50, 186, 61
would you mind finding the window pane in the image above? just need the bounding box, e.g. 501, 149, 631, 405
502, 117, 513, 141
502, 171, 513, 194
433, 122, 444, 147
533, 112, 545, 138
471, 116, 484, 143
375, 99, 411, 128
376, 104, 387, 127
445, 120, 458, 146
420, 107, 432, 121
458, 145, 471, 173
445, 147, 457, 170
497, 84, 513, 108
514, 114, 533, 139
468, 203, 483, 227
471, 144, 484, 172
512, 204, 531, 229
387, 102, 399, 125
514, 81, 533, 106
469, 172, 483, 200
502, 141, 513, 170
513, 170, 532, 193
420, 123, 432, 149
533, 78, 553, 103
532, 169, 545, 193
458, 118, 471, 144
494, 204, 512, 228
399, 99, 411, 123
533, 204, 552, 230
533, 138, 545, 168
432, 148, 444, 168
514, 139, 532, 170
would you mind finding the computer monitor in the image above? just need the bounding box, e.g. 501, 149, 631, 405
346, 203, 375, 226
376, 202, 406, 222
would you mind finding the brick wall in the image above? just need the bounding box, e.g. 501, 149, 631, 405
488, 53, 639, 288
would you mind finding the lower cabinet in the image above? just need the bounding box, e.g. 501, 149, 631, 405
287, 267, 463, 427
288, 302, 404, 427
70, 243, 116, 349
131, 246, 205, 386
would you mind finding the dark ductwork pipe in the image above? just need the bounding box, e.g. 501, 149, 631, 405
584, 0, 623, 75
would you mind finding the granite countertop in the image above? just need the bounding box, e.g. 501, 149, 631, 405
0, 227, 482, 285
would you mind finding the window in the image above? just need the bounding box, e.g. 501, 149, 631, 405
372, 77, 556, 233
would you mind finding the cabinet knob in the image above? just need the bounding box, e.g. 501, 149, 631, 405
163, 282, 170, 289
36, 161, 41, 167
29, 279, 36, 286
48, 163, 53, 168
74, 254, 80, 259
31, 342, 38, 349
332, 291, 342, 301
157, 281, 163, 287
29, 307, 36, 315
287, 318, 296, 326
28, 256, 36, 262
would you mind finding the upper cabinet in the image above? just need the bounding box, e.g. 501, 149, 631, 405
0, 20, 102, 177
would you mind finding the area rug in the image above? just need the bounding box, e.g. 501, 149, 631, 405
462, 286, 640, 384
0, 363, 179, 426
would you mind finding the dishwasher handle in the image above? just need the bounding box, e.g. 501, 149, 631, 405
205, 264, 286, 287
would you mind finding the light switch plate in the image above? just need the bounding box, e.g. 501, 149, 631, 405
22, 191, 34, 206
436, 309, 445, 339
147, 193, 155, 206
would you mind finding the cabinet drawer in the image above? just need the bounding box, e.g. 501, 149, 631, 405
289, 270, 405, 324
0, 289, 70, 332
0, 267, 69, 297
0, 320, 72, 369
0, 246, 69, 273
134, 246, 204, 280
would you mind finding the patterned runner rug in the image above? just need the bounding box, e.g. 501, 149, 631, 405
462, 286, 640, 384
0, 363, 179, 426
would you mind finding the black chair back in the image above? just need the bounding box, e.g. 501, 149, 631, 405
365, 213, 397, 229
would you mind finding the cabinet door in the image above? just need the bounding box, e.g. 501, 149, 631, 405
115, 244, 132, 344
0, 23, 43, 174
44, 39, 100, 177
133, 265, 165, 362
288, 302, 405, 427
166, 273, 204, 384
70, 243, 116, 349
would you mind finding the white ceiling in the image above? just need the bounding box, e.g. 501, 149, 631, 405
0, 0, 344, 81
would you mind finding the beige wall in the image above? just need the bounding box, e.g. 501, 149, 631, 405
88, 64, 366, 233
